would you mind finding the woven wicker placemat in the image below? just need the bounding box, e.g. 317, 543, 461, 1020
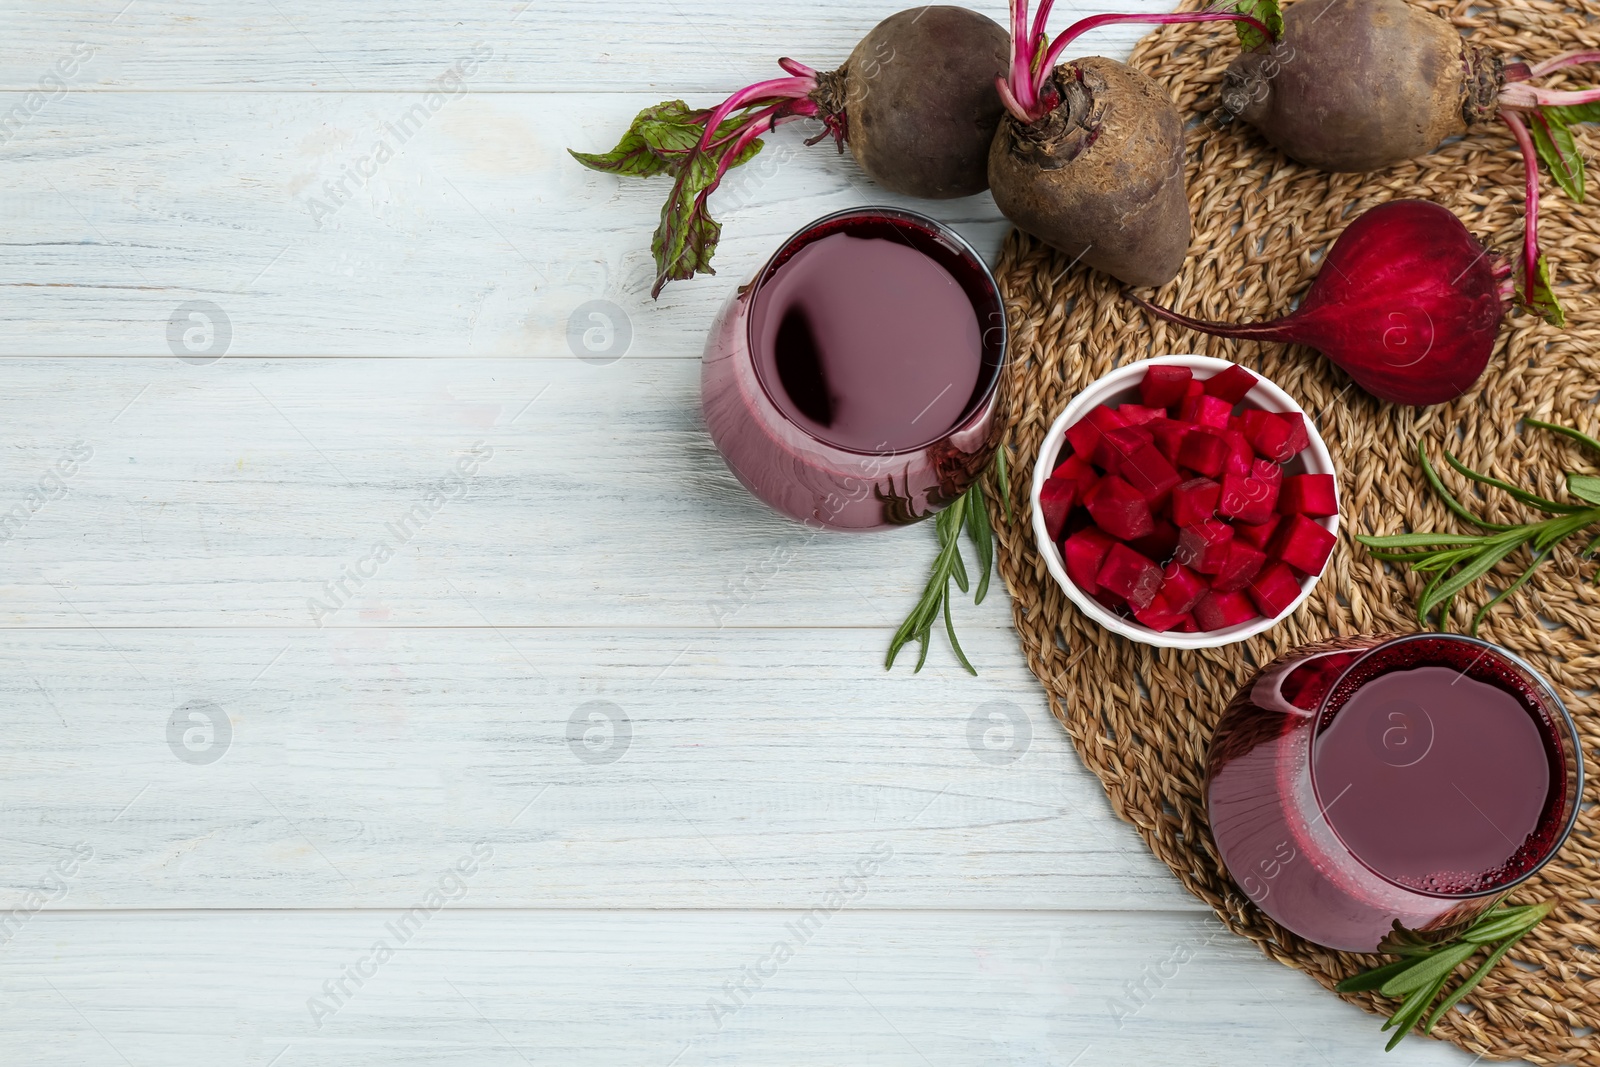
989, 1, 1600, 1060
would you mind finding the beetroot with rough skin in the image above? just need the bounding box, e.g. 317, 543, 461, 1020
1126, 201, 1509, 407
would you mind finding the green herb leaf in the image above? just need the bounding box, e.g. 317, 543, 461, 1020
1460, 901, 1550, 944
1442, 447, 1589, 513
1384, 974, 1450, 1050
1549, 101, 1600, 125
1379, 941, 1479, 997
1568, 472, 1600, 505
1336, 955, 1432, 993
1527, 254, 1566, 327
966, 485, 994, 605
889, 477, 996, 675
1527, 417, 1600, 457
1232, 0, 1282, 51
1424, 926, 1535, 1034
1355, 532, 1485, 549
1530, 109, 1585, 203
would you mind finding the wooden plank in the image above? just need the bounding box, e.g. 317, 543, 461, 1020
0, 1, 1167, 92
0, 91, 1010, 356
0, 357, 1054, 627
0, 625, 1189, 910
0, 910, 1473, 1065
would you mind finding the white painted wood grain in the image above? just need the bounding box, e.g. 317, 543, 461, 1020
0, 1, 1168, 92
0, 91, 1009, 356
0, 357, 1050, 627
0, 911, 1473, 1066
0, 625, 1184, 909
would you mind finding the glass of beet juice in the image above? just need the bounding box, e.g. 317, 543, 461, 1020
1206, 633, 1581, 952
702, 207, 1007, 530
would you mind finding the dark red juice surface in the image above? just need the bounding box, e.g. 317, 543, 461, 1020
750, 231, 982, 453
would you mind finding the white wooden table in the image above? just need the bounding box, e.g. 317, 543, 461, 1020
0, 3, 1479, 1063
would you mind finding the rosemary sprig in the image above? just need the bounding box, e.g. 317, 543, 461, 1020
1355, 422, 1600, 634
887, 448, 1009, 675
1336, 902, 1550, 1050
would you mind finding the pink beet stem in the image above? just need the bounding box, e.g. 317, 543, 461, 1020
1034, 11, 1273, 96
1121, 288, 1296, 341
1007, 0, 1040, 116
777, 57, 816, 78
1500, 83, 1600, 109
1500, 108, 1543, 297
1531, 50, 1600, 78
693, 75, 817, 155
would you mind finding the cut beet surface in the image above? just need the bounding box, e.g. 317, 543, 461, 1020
1098, 425, 1155, 471
1177, 428, 1229, 477
1248, 561, 1303, 618
1140, 364, 1193, 408
1062, 527, 1116, 596
1128, 518, 1179, 562
1271, 514, 1337, 576
1117, 441, 1181, 505
1171, 477, 1221, 527
1235, 513, 1280, 549
1039, 475, 1078, 541
1203, 364, 1258, 403
1175, 518, 1234, 574
1160, 562, 1208, 614
1211, 540, 1267, 594
1280, 473, 1338, 517
1194, 590, 1257, 631
1117, 403, 1165, 426
1064, 405, 1127, 466
1181, 393, 1233, 429
1133, 595, 1190, 632
1096, 543, 1163, 611
1219, 470, 1278, 526
1148, 418, 1189, 465
1085, 475, 1154, 541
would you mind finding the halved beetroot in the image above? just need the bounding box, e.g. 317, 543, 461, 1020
1203, 364, 1258, 403
1170, 477, 1221, 527
1248, 561, 1303, 618
1147, 418, 1189, 465
1117, 403, 1166, 426
1117, 440, 1181, 505
1133, 594, 1190, 633
1085, 475, 1154, 540
1062, 527, 1116, 596
1234, 514, 1281, 550
1096, 543, 1163, 611
1160, 561, 1208, 614
1271, 514, 1337, 576
1177, 428, 1229, 477
1194, 590, 1257, 631
1140, 364, 1193, 408
1065, 405, 1127, 468
1175, 518, 1233, 574
1211, 540, 1267, 594
1280, 473, 1338, 517
1180, 393, 1233, 429
1129, 518, 1179, 562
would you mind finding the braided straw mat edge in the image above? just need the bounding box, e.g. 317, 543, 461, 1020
989, 1, 1600, 1060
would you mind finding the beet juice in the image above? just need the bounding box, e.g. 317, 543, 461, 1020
702, 208, 1006, 530
1206, 634, 1581, 952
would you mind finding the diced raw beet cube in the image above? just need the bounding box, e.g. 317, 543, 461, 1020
1180, 393, 1233, 429
1064, 405, 1128, 469
1094, 589, 1126, 613
1278, 411, 1311, 456
1170, 477, 1221, 527
1242, 409, 1300, 463
1194, 590, 1259, 631
1096, 543, 1163, 611
1175, 518, 1234, 574
1248, 561, 1303, 618
1140, 364, 1193, 408
1235, 513, 1281, 549
1203, 364, 1258, 403
1147, 418, 1189, 465
1039, 476, 1079, 540
1117, 441, 1181, 505
1211, 541, 1268, 594
1176, 379, 1205, 414
1085, 475, 1154, 540
1177, 427, 1229, 477
1252, 457, 1282, 488
1133, 594, 1190, 633
1271, 514, 1337, 576
1062, 527, 1116, 596
1175, 616, 1200, 633
1051, 453, 1099, 494
1129, 518, 1179, 563
1219, 470, 1280, 525
1117, 403, 1165, 426
1224, 429, 1255, 475
1160, 562, 1208, 614
1280, 473, 1339, 517
1098, 425, 1155, 471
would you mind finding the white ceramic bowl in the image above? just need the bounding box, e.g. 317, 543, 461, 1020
1030, 355, 1338, 649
